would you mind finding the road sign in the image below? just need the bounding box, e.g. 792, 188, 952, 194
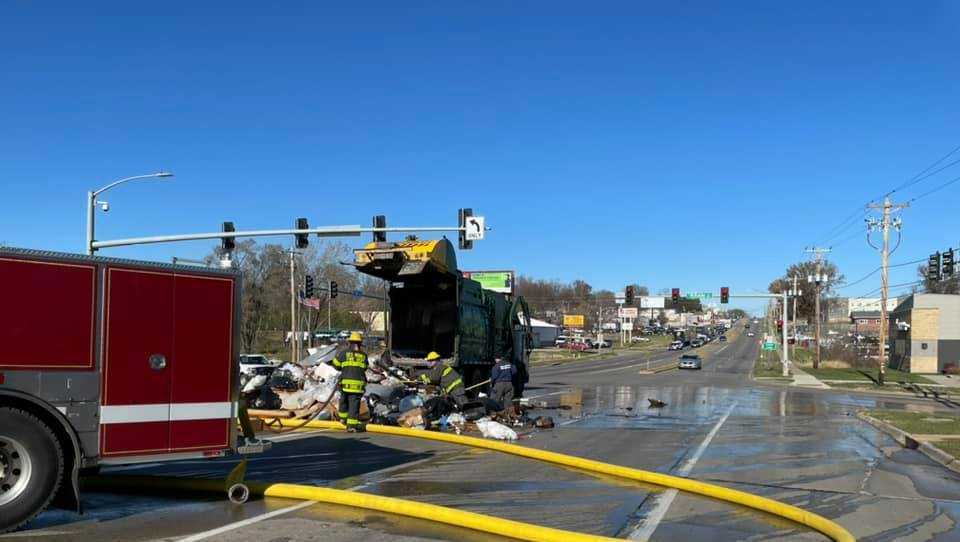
563, 314, 585, 327
686, 292, 713, 300
640, 296, 665, 308
618, 307, 638, 318
463, 270, 513, 294
464, 215, 485, 241
763, 342, 777, 350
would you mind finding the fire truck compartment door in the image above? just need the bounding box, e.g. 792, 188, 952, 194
101, 268, 174, 456
169, 274, 234, 452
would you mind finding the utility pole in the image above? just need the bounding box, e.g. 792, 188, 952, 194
804, 247, 831, 369
289, 250, 298, 363
789, 276, 801, 360
867, 197, 908, 385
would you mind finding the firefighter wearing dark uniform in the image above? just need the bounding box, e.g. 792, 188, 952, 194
332, 332, 368, 432
489, 358, 516, 410
420, 351, 468, 409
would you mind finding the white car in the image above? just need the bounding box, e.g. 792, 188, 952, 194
668, 340, 684, 351
631, 336, 651, 343
747, 332, 755, 337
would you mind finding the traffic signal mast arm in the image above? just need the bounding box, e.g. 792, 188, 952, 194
91, 224, 479, 250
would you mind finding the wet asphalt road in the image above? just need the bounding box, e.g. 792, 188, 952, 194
11, 326, 960, 542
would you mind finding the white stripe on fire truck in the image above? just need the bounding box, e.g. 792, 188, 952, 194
100, 402, 236, 424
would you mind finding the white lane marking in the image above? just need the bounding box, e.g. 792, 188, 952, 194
628, 401, 738, 540
522, 390, 571, 400
716, 345, 729, 354
176, 500, 317, 542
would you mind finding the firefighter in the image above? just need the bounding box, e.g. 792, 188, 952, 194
420, 351, 468, 409
489, 357, 516, 411
331, 332, 368, 432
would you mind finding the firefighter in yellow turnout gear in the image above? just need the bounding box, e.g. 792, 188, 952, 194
332, 332, 368, 432
419, 351, 469, 409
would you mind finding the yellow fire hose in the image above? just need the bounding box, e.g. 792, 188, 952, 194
83, 474, 617, 542
277, 419, 856, 542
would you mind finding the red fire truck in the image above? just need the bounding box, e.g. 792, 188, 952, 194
0, 248, 266, 532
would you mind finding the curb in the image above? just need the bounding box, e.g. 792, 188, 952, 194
857, 412, 960, 475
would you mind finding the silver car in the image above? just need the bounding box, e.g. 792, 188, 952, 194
678, 354, 702, 370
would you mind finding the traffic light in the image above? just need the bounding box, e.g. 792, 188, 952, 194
777, 319, 783, 333
373, 215, 387, 243
943, 249, 955, 278
720, 286, 729, 304
458, 208, 473, 250
625, 285, 635, 305
928, 252, 942, 282
671, 288, 680, 303
304, 275, 314, 298
221, 221, 235, 253
329, 280, 338, 299
295, 218, 309, 249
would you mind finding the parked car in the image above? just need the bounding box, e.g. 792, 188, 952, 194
239, 354, 276, 376
747, 331, 755, 337
718, 335, 727, 342
590, 339, 612, 349
669, 340, 684, 351
679, 354, 702, 370
691, 339, 704, 348
554, 335, 569, 347
631, 336, 651, 343
564, 340, 590, 351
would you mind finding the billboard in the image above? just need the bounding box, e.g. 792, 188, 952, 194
463, 270, 514, 294
618, 307, 639, 318
563, 314, 585, 327
640, 296, 665, 308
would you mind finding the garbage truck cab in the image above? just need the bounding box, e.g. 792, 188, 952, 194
354, 239, 532, 391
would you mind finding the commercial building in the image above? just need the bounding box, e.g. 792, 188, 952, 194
889, 294, 960, 373
827, 297, 900, 324
529, 317, 561, 347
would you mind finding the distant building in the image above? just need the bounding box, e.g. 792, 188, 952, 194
827, 297, 900, 323
889, 294, 960, 373
850, 311, 881, 336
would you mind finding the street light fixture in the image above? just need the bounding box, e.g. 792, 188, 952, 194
86, 172, 174, 255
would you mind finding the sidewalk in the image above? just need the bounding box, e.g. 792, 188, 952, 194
923, 374, 960, 388
790, 365, 831, 389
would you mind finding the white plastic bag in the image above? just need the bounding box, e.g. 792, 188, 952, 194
242, 374, 268, 394
476, 417, 518, 441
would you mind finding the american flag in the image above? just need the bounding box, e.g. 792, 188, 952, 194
299, 295, 320, 310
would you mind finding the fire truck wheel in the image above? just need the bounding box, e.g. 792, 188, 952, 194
0, 407, 64, 534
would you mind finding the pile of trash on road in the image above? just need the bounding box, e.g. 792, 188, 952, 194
242, 347, 552, 441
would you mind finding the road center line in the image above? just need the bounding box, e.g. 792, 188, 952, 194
627, 401, 738, 541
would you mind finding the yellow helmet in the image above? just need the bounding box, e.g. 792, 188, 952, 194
425, 351, 441, 361
348, 332, 363, 343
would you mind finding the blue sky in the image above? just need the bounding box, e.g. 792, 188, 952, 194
2, 2, 959, 313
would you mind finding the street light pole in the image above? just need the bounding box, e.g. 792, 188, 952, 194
85, 172, 174, 255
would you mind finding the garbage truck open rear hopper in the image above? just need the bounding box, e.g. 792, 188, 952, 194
354, 239, 532, 393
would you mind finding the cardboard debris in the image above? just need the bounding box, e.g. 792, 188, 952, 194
398, 407, 425, 429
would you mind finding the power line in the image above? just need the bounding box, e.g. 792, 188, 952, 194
906, 173, 960, 204
884, 143, 960, 198
811, 143, 960, 249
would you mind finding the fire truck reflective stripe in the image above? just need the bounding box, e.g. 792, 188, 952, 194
100, 402, 236, 424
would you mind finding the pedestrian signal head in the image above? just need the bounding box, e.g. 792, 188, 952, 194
426, 351, 441, 361
348, 332, 363, 343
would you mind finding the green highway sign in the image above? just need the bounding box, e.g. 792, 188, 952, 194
763, 342, 777, 350
684, 292, 713, 300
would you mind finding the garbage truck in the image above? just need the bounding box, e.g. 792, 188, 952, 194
354, 238, 532, 392
0, 247, 268, 533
